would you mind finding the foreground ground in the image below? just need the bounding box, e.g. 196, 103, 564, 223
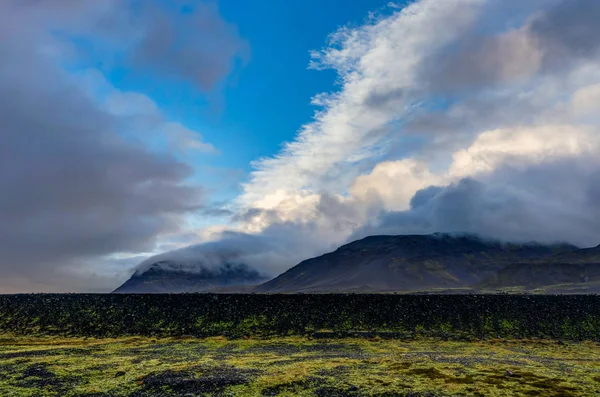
1, 335, 599, 397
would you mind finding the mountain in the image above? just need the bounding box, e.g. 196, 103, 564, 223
113, 235, 600, 294
478, 245, 600, 293
113, 262, 268, 293
254, 233, 578, 293
544, 244, 600, 264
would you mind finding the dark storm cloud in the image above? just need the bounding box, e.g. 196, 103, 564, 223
417, 0, 600, 97
352, 158, 600, 248
0, 1, 246, 291
23, 0, 250, 93
130, 1, 250, 91
531, 0, 600, 64
199, 207, 235, 218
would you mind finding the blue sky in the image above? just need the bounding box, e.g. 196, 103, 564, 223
100, 0, 393, 202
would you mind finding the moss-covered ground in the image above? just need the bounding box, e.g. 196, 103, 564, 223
1, 335, 600, 396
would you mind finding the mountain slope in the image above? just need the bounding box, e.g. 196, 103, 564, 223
254, 234, 578, 293
113, 262, 268, 293
478, 245, 600, 293
546, 244, 600, 264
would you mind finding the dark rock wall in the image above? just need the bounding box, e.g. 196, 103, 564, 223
1, 294, 599, 340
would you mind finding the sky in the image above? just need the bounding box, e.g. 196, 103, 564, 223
2, 0, 600, 292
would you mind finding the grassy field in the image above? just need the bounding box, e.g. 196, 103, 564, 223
1, 335, 600, 396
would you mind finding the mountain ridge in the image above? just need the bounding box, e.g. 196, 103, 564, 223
253, 234, 580, 293
113, 233, 600, 294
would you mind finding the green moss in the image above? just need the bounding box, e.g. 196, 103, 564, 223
1, 335, 599, 396
482, 316, 495, 337
498, 319, 519, 336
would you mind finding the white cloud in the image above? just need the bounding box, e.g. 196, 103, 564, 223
83, 70, 218, 157
163, 123, 218, 155
449, 125, 600, 178
239, 0, 485, 207
230, 0, 600, 238
345, 122, 600, 228
350, 159, 442, 211
105, 91, 159, 117
572, 84, 600, 118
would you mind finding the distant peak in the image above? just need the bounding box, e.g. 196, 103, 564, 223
115, 261, 267, 293
345, 233, 482, 246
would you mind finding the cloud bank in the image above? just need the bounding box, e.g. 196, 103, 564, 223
0, 1, 247, 292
